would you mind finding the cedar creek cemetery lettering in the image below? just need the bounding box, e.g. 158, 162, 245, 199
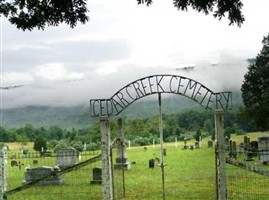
90, 74, 232, 117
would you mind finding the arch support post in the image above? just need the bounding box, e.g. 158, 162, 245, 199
100, 117, 114, 200
214, 110, 227, 200
0, 144, 7, 200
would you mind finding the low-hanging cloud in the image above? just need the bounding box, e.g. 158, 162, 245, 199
2, 55, 249, 109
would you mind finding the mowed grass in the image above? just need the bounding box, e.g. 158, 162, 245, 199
5, 133, 269, 199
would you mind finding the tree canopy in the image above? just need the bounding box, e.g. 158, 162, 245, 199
0, 0, 244, 31
241, 33, 269, 131
139, 0, 245, 26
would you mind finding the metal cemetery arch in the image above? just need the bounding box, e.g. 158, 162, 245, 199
90, 74, 232, 200
90, 74, 232, 117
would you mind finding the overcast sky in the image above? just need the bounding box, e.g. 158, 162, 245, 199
1, 0, 269, 108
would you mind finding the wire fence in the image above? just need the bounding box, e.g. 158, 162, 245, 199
6, 150, 103, 200
5, 143, 217, 200
225, 139, 269, 200
5, 140, 269, 200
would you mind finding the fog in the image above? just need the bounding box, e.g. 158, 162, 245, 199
1, 56, 249, 109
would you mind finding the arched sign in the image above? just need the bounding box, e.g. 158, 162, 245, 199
90, 74, 232, 117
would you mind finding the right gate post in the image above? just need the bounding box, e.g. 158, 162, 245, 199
214, 110, 227, 200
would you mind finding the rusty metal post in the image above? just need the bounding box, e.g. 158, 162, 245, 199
158, 93, 166, 200
100, 117, 113, 200
214, 110, 227, 200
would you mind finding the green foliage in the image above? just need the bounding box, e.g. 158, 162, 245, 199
54, 140, 69, 152
241, 33, 269, 131
33, 135, 47, 152
194, 129, 202, 141
0, 0, 89, 31
1, 0, 244, 30
138, 0, 245, 26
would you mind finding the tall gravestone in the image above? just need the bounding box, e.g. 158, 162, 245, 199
56, 148, 78, 169
114, 118, 130, 170
258, 135, 269, 164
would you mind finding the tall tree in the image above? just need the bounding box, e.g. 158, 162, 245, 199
1, 0, 244, 31
241, 33, 269, 131
33, 135, 47, 152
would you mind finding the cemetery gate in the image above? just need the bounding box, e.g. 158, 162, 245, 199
90, 74, 232, 200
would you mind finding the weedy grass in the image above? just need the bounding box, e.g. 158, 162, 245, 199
5, 133, 269, 200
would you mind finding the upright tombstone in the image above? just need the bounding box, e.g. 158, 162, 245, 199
258, 135, 269, 164
195, 141, 200, 149
114, 118, 130, 170
91, 167, 102, 184
56, 148, 78, 169
22, 166, 63, 186
208, 140, 213, 148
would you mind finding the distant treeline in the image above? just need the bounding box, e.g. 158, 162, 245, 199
0, 108, 260, 150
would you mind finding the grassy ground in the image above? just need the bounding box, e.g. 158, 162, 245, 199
5, 133, 269, 200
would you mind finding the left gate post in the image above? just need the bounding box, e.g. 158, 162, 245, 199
0, 144, 7, 200
100, 117, 113, 200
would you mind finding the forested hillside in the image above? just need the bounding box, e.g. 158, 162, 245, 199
1, 89, 262, 153
2, 91, 243, 129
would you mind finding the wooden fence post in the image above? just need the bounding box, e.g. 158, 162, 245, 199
0, 144, 7, 200
100, 117, 113, 200
215, 110, 227, 200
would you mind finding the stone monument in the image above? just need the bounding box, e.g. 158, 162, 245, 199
114, 118, 130, 170
22, 166, 63, 186
91, 167, 102, 184
56, 147, 77, 169
258, 135, 269, 164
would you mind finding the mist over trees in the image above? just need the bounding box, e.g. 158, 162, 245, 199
0, 108, 260, 151
241, 33, 269, 131
1, 0, 244, 31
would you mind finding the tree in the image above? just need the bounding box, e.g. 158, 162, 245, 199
194, 128, 202, 141
33, 135, 47, 152
138, 0, 244, 26
241, 33, 269, 131
1, 0, 244, 31
0, 0, 89, 31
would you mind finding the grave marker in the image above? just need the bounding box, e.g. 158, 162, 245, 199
22, 166, 63, 186
56, 148, 78, 169
91, 167, 102, 184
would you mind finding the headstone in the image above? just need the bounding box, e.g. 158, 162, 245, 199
225, 136, 230, 151
258, 135, 269, 164
208, 141, 213, 148
91, 167, 102, 184
11, 160, 18, 167
195, 142, 200, 149
22, 166, 63, 186
56, 148, 77, 169
183, 138, 188, 149
149, 159, 155, 169
243, 136, 250, 151
33, 160, 38, 166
